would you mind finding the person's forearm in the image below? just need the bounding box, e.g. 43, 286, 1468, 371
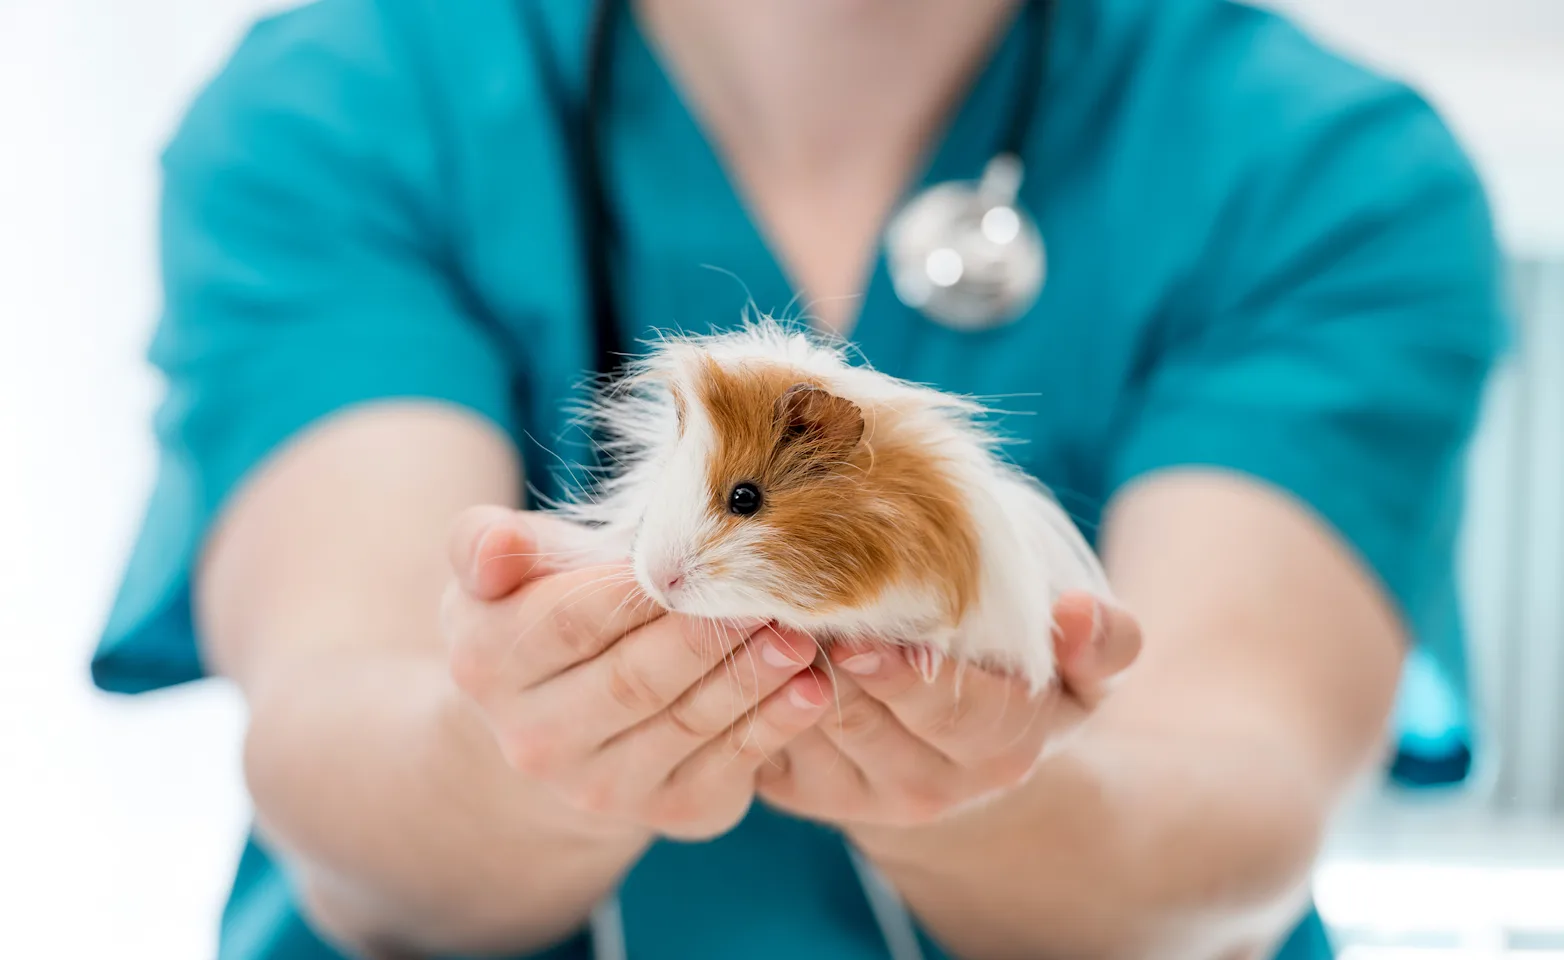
847, 711, 1332, 960
242, 648, 649, 957
844, 474, 1404, 960
189, 407, 648, 955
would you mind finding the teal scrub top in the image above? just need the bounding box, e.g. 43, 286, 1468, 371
92, 0, 1508, 957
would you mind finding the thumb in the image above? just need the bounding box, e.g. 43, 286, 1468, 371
447, 507, 598, 601
1051, 592, 1142, 710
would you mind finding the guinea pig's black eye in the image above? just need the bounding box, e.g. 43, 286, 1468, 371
728, 482, 763, 517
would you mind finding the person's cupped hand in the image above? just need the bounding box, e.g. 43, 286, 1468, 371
440, 507, 834, 842
754, 592, 1142, 835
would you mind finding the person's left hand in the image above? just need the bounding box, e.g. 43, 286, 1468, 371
755, 592, 1142, 830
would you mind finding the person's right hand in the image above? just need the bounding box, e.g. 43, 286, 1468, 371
440, 507, 833, 841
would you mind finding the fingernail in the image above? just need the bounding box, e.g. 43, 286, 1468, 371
839, 652, 882, 676
788, 684, 822, 709
762, 639, 803, 668
1090, 600, 1107, 648
905, 645, 944, 683
471, 525, 504, 579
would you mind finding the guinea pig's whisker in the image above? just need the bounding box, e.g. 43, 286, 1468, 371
696, 263, 764, 327
724, 636, 747, 718
814, 650, 849, 777
999, 689, 1048, 755
598, 581, 649, 634
480, 547, 589, 561
940, 662, 971, 735
588, 572, 646, 618
740, 710, 773, 769
554, 570, 637, 608
475, 546, 593, 574
506, 574, 637, 657
506, 590, 617, 657
718, 658, 737, 724
736, 642, 768, 762
506, 578, 614, 647
688, 620, 722, 706
518, 428, 599, 495
993, 670, 1019, 739
706, 627, 736, 716
742, 638, 761, 704
701, 617, 737, 706
1030, 485, 1106, 531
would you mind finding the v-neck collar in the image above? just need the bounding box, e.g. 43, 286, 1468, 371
599, 3, 1043, 379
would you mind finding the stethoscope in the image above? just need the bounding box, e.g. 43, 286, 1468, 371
576, 0, 1055, 382
567, 2, 1055, 957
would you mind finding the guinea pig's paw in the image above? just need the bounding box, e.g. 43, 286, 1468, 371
903, 644, 946, 684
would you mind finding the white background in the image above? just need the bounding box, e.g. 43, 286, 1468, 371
1, 2, 1561, 958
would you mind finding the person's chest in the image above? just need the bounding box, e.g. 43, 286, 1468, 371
432, 0, 1218, 542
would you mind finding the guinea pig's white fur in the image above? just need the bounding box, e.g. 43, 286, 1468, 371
557, 319, 1110, 690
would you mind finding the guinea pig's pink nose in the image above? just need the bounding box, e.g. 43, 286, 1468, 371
652, 561, 686, 598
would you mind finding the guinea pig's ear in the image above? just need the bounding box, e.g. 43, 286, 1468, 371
775, 383, 864, 452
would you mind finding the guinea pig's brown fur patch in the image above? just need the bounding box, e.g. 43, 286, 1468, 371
691, 355, 980, 625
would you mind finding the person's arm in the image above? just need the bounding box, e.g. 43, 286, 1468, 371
195, 403, 647, 956
843, 470, 1403, 959
199, 398, 835, 957
758, 62, 1504, 958
147, 5, 653, 945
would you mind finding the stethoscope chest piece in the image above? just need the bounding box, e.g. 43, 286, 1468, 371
885, 153, 1046, 332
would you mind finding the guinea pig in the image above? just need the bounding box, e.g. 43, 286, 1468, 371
557, 319, 1110, 691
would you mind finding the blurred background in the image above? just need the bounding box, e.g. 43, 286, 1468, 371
0, 1, 1560, 958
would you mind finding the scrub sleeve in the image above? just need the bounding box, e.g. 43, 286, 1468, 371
1104, 72, 1508, 767
91, 3, 525, 692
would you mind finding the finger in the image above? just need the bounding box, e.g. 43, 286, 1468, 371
448, 505, 519, 597
816, 678, 966, 820
588, 636, 821, 803
449, 562, 660, 701
618, 672, 831, 840
670, 669, 833, 788
1053, 592, 1142, 709
754, 727, 874, 824
828, 642, 1044, 762
448, 507, 598, 600
602, 625, 818, 766
527, 614, 781, 749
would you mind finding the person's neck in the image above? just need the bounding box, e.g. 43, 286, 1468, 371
635, 0, 1021, 183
